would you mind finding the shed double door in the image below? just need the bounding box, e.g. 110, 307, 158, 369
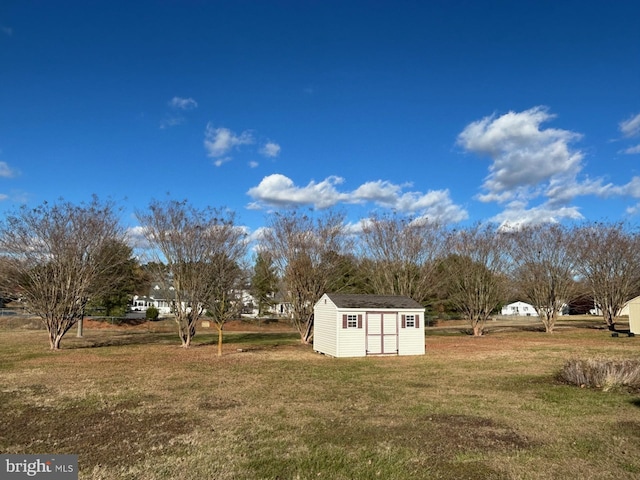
365, 312, 398, 355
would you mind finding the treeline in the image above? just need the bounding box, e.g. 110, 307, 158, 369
1, 197, 638, 351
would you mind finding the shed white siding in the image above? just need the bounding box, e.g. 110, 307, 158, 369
313, 293, 425, 358
398, 313, 426, 356
629, 297, 640, 335
313, 297, 338, 357
336, 311, 366, 357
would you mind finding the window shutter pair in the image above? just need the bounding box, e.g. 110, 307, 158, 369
401, 314, 421, 328
341, 314, 363, 328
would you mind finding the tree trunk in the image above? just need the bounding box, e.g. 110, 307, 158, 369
604, 312, 616, 331
217, 325, 223, 357
178, 317, 197, 347
301, 315, 314, 344
471, 317, 484, 336
49, 332, 63, 350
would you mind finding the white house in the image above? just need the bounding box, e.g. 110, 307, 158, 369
313, 293, 426, 358
501, 301, 570, 317
131, 284, 176, 314
501, 301, 538, 317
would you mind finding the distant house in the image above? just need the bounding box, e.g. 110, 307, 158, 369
313, 293, 426, 358
501, 301, 569, 317
501, 301, 538, 317
131, 284, 176, 314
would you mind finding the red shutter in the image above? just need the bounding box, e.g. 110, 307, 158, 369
357, 314, 363, 329
401, 314, 406, 328
415, 314, 420, 328
342, 314, 347, 329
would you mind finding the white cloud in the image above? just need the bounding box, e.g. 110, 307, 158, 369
621, 144, 640, 155
608, 176, 640, 198
627, 203, 640, 216
125, 225, 152, 250
247, 174, 468, 223
350, 180, 404, 205
213, 157, 232, 167
260, 142, 281, 158
160, 97, 197, 129
249, 161, 259, 168
455, 106, 631, 224
544, 177, 614, 205
620, 113, 640, 138
169, 96, 198, 110
0, 161, 16, 178
247, 174, 348, 209
204, 124, 254, 158
458, 106, 584, 203
491, 201, 584, 231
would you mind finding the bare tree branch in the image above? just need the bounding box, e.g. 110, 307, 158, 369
260, 210, 353, 344
574, 222, 640, 330
0, 197, 127, 349
442, 224, 509, 336
136, 199, 246, 349
359, 214, 444, 304
507, 223, 580, 333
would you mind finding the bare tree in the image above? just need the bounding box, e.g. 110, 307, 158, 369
0, 198, 127, 349
260, 210, 353, 344
203, 250, 248, 357
443, 224, 509, 336
508, 223, 580, 333
359, 214, 444, 304
574, 222, 640, 330
136, 199, 246, 348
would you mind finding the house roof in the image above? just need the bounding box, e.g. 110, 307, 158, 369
325, 293, 423, 309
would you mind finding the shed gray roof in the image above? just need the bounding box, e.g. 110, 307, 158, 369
325, 293, 423, 309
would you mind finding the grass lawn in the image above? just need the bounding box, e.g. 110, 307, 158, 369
1, 318, 640, 479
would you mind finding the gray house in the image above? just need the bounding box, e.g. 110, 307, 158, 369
313, 293, 426, 358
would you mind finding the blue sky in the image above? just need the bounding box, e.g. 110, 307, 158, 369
1, 0, 639, 243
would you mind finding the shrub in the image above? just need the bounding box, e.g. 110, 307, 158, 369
560, 358, 640, 392
145, 307, 159, 320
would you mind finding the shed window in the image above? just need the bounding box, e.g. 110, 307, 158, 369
405, 315, 415, 328
342, 314, 363, 329
401, 314, 420, 328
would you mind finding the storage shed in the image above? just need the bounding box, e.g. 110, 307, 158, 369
628, 296, 640, 335
313, 293, 426, 358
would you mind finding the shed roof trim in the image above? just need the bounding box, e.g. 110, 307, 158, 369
325, 293, 423, 309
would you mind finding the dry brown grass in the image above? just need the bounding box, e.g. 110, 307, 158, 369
1, 319, 640, 479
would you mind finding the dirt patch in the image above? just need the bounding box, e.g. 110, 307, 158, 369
309, 411, 532, 456
0, 388, 195, 469
426, 413, 533, 452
